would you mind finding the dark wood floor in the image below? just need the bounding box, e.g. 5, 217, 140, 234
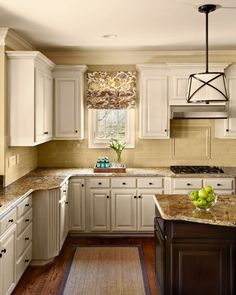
13, 237, 158, 295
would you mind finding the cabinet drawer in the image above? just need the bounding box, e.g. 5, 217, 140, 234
17, 194, 32, 218
137, 177, 163, 188
17, 208, 33, 236
16, 242, 32, 282
173, 178, 202, 189
203, 179, 234, 190
0, 208, 17, 236
89, 178, 110, 188
16, 223, 32, 258
111, 178, 136, 188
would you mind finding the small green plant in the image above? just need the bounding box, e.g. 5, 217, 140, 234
109, 139, 126, 164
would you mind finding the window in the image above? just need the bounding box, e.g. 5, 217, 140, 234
88, 109, 135, 148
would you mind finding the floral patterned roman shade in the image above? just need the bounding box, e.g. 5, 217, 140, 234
87, 71, 136, 109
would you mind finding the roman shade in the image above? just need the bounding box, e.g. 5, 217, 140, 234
87, 71, 136, 109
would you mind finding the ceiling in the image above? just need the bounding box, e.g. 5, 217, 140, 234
0, 0, 236, 50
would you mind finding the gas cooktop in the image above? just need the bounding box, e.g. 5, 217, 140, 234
170, 166, 224, 174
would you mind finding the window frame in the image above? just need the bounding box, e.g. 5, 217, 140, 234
88, 109, 135, 148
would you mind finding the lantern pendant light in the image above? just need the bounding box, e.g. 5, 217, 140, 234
187, 4, 229, 103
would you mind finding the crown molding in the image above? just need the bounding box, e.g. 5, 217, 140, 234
0, 28, 35, 50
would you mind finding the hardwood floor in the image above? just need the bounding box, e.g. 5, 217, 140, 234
13, 237, 158, 295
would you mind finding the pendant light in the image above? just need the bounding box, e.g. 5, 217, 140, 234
187, 4, 229, 103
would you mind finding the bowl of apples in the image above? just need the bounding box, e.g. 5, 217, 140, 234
189, 186, 217, 211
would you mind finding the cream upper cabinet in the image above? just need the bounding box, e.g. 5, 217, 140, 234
0, 224, 16, 295
137, 64, 169, 139
215, 64, 236, 138
53, 65, 87, 139
7, 51, 55, 146
168, 63, 229, 105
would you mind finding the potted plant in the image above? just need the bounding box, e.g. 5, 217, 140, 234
109, 139, 126, 166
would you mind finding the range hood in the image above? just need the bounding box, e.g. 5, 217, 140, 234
170, 104, 228, 119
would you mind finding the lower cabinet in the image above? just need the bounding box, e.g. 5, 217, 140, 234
154, 214, 235, 295
90, 189, 110, 232
68, 178, 85, 232
0, 224, 16, 295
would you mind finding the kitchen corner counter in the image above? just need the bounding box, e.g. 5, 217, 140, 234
153, 194, 236, 227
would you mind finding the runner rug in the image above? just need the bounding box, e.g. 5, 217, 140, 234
59, 246, 151, 295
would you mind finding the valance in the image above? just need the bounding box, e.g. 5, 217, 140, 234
87, 71, 136, 109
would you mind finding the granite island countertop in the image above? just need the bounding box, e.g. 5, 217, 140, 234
153, 194, 236, 227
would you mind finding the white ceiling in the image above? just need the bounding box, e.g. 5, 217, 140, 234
0, 0, 236, 50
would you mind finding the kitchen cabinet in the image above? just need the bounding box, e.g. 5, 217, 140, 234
136, 64, 169, 139
171, 177, 235, 195
0, 224, 16, 295
154, 213, 235, 295
53, 65, 87, 139
59, 182, 69, 250
168, 63, 229, 105
68, 178, 85, 232
7, 51, 54, 146
215, 64, 236, 138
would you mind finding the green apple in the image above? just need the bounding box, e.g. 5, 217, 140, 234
198, 189, 208, 199
207, 194, 215, 203
204, 185, 214, 193
193, 200, 199, 207
189, 190, 199, 201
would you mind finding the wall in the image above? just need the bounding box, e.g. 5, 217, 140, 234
37, 50, 236, 168
3, 29, 38, 186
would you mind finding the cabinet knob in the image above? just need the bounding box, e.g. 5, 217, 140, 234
1, 249, 6, 254
0, 253, 2, 258
8, 219, 14, 223
98, 182, 102, 185
149, 182, 153, 185
226, 129, 229, 132
44, 131, 49, 135
75, 130, 78, 133
25, 219, 30, 222
65, 201, 69, 204
81, 184, 84, 187
25, 259, 29, 263
25, 203, 30, 207
187, 183, 191, 186
164, 129, 167, 132
63, 190, 66, 193
122, 182, 126, 185
25, 237, 29, 241
134, 196, 137, 199
107, 195, 109, 199
138, 195, 142, 199
217, 183, 221, 186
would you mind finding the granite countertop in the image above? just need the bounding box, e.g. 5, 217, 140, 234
153, 194, 236, 227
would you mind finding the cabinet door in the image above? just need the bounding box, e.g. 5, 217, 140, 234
68, 179, 85, 231
0, 225, 16, 295
215, 76, 236, 138
59, 199, 67, 250
137, 189, 160, 231
44, 74, 53, 140
55, 78, 80, 139
140, 75, 169, 138
90, 189, 110, 232
35, 68, 45, 142
111, 189, 137, 231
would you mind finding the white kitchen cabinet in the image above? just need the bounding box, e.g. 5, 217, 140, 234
68, 178, 85, 232
111, 189, 137, 231
168, 63, 229, 105
215, 65, 236, 138
53, 65, 87, 139
136, 64, 169, 139
90, 189, 110, 232
7, 51, 54, 146
0, 224, 16, 295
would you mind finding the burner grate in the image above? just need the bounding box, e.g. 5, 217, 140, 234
170, 166, 224, 174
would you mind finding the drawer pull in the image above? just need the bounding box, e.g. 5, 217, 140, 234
0, 253, 2, 258
8, 219, 14, 223
107, 195, 109, 199
138, 195, 142, 199
65, 201, 69, 204
1, 249, 6, 254
81, 184, 84, 187
217, 183, 222, 186
122, 182, 126, 185
98, 182, 102, 185
25, 259, 29, 263
25, 219, 30, 222
75, 130, 78, 133
25, 203, 30, 207
134, 196, 137, 199
44, 131, 49, 134
187, 183, 191, 186
149, 182, 153, 185
63, 190, 66, 193
25, 237, 29, 241
226, 129, 229, 132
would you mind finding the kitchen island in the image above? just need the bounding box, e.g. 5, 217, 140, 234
153, 194, 236, 295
